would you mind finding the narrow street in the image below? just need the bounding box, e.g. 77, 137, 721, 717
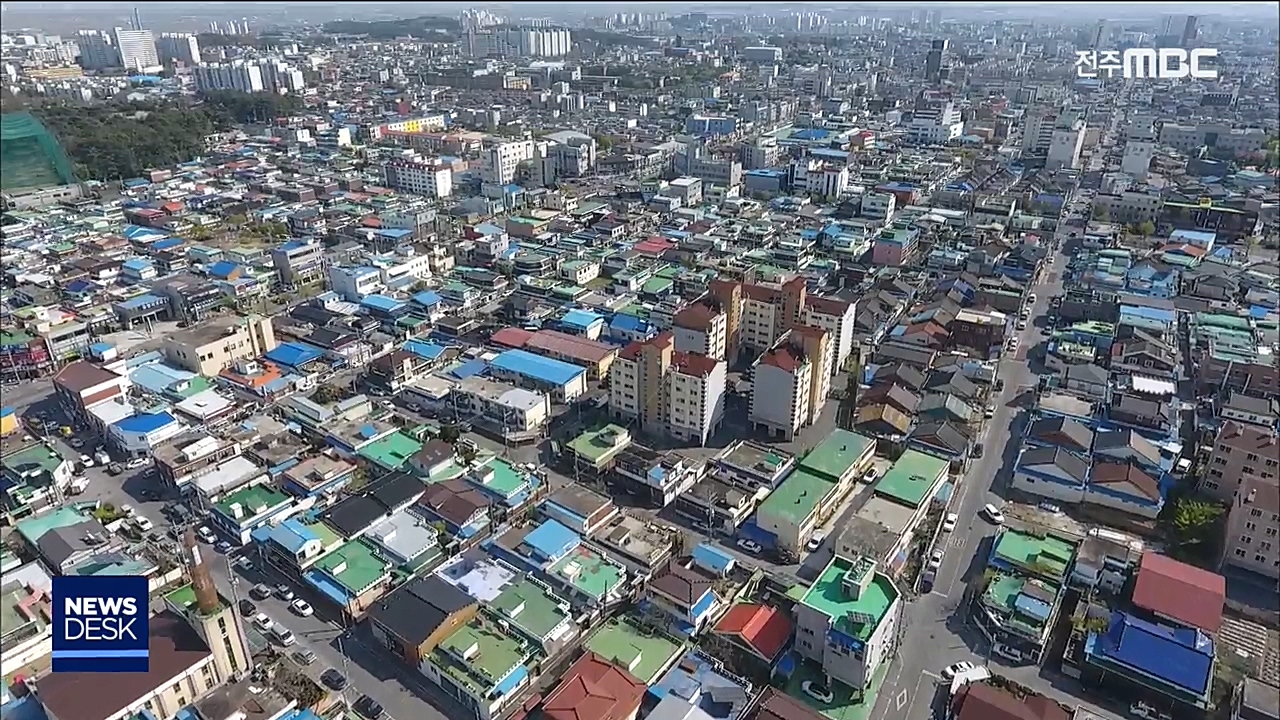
872, 231, 1121, 720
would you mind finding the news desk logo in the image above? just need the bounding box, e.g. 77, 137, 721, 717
53, 576, 149, 673
1076, 48, 1219, 80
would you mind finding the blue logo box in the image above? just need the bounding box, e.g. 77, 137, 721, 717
53, 576, 149, 673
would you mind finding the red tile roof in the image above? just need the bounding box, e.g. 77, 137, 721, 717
491, 327, 536, 349
541, 651, 645, 720
759, 346, 805, 374
671, 351, 720, 379
713, 603, 792, 661
618, 332, 673, 361
674, 303, 720, 331
1131, 551, 1225, 634
952, 683, 1070, 720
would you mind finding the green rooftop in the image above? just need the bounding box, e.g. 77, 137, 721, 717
16, 506, 86, 546
3, 444, 67, 478
489, 578, 572, 641
213, 483, 290, 524
470, 459, 529, 499
163, 582, 229, 616
567, 425, 631, 466
757, 468, 836, 525
358, 431, 424, 471
799, 429, 874, 482
584, 617, 683, 684
992, 528, 1076, 581
312, 540, 391, 596
801, 557, 898, 642
548, 546, 625, 600
434, 618, 535, 696
873, 450, 948, 509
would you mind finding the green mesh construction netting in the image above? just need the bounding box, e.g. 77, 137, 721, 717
1, 112, 79, 192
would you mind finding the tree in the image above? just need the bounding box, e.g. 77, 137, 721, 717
1092, 205, 1109, 222
592, 133, 615, 153
1164, 498, 1224, 563
457, 441, 478, 466
1137, 220, 1156, 238
439, 424, 461, 444
347, 465, 371, 492
310, 384, 345, 405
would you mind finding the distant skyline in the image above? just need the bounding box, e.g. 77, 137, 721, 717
2, 1, 1277, 34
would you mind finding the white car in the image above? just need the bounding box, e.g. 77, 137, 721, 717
79, 454, 94, 468
941, 661, 978, 680
735, 538, 763, 555
801, 680, 833, 704
805, 534, 826, 553
981, 504, 1005, 524
942, 513, 958, 533
861, 467, 878, 484
196, 526, 217, 543
927, 550, 944, 570
252, 613, 274, 632
1016, 319, 1027, 331
290, 599, 314, 617
134, 516, 154, 532
119, 504, 136, 516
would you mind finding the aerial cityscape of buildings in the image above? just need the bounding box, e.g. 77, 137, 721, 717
0, 5, 1277, 720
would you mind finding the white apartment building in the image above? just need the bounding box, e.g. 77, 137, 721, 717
383, 160, 453, 198
1092, 190, 1164, 224
859, 192, 896, 220
157, 33, 201, 65
328, 266, 385, 302
75, 30, 118, 70
194, 62, 264, 93
791, 159, 850, 199
482, 140, 536, 184
673, 303, 728, 361
751, 344, 813, 441
114, 28, 158, 71
608, 333, 726, 446
369, 248, 432, 286
1158, 123, 1268, 157
1121, 124, 1157, 179
904, 102, 963, 145
470, 27, 572, 58
803, 296, 857, 376
1047, 119, 1086, 171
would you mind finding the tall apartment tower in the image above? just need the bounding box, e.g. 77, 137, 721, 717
924, 39, 947, 82
1180, 15, 1199, 47
114, 27, 158, 71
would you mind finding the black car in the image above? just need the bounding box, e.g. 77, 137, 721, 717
353, 695, 384, 719
972, 443, 985, 458
239, 599, 256, 616
320, 669, 347, 690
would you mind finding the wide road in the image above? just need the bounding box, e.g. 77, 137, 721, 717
871, 234, 1121, 720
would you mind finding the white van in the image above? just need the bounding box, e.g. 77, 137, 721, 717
270, 625, 296, 646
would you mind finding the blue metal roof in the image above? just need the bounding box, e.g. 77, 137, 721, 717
1086, 611, 1214, 696
523, 519, 579, 561
449, 358, 489, 380
122, 258, 152, 271
490, 349, 585, 387
412, 290, 442, 307
207, 260, 240, 279
114, 412, 177, 435
117, 294, 167, 310
360, 294, 407, 313
561, 309, 602, 328
266, 342, 324, 368
403, 339, 446, 361
151, 237, 184, 251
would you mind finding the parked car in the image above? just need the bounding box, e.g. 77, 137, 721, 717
215, 541, 232, 554
735, 538, 763, 555
106, 462, 123, 476
861, 466, 878, 484
134, 516, 154, 532
981, 503, 1005, 525
941, 661, 978, 680
238, 599, 256, 616
1037, 502, 1063, 515
971, 443, 985, 459
942, 513, 958, 533
320, 669, 347, 690
805, 534, 826, 553
354, 696, 384, 719
252, 613, 273, 632
802, 680, 833, 704
927, 550, 944, 570
196, 526, 217, 543
292, 649, 318, 666
290, 599, 314, 617
275, 584, 295, 601
250, 584, 272, 600
78, 454, 94, 468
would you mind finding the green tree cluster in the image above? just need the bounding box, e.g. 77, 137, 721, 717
36, 91, 304, 181
321, 16, 460, 39
38, 101, 217, 181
